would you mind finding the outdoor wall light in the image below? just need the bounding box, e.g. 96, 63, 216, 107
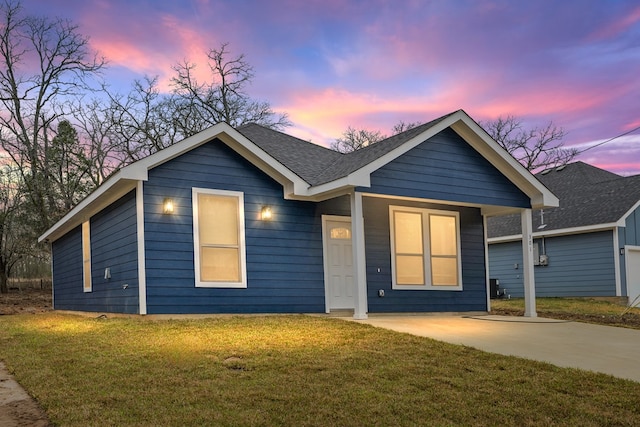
163, 198, 174, 214
260, 206, 273, 220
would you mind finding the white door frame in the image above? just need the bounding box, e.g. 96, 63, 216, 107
625, 245, 640, 306
322, 215, 353, 313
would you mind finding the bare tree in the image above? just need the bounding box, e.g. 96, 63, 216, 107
0, 0, 105, 231
72, 98, 123, 186
332, 121, 421, 153
0, 165, 32, 293
331, 127, 386, 153
171, 42, 291, 130
481, 115, 576, 171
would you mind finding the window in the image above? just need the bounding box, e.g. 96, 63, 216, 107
390, 206, 462, 290
193, 188, 246, 288
82, 221, 92, 292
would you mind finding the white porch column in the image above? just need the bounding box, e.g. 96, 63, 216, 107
521, 209, 537, 317
350, 191, 368, 320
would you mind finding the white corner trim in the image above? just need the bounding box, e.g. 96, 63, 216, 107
136, 181, 147, 315
613, 227, 621, 297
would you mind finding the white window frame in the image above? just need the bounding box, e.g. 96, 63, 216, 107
82, 221, 92, 292
389, 205, 463, 291
192, 188, 247, 288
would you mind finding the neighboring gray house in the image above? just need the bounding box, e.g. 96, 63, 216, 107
39, 110, 557, 318
487, 161, 640, 305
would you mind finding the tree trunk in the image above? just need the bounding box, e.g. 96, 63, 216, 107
0, 269, 8, 294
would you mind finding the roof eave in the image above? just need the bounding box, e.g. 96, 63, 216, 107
39, 123, 309, 243
448, 116, 559, 210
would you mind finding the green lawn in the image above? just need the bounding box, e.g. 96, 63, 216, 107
1, 313, 639, 426
491, 297, 640, 329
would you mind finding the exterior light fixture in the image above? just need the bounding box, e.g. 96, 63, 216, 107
260, 206, 273, 220
163, 198, 174, 214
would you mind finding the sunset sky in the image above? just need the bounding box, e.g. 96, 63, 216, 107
21, 0, 640, 175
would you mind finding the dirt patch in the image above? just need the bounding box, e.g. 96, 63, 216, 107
0, 288, 52, 315
491, 307, 640, 329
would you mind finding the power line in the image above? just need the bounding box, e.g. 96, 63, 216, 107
577, 124, 640, 154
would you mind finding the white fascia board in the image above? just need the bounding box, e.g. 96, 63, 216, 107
38, 173, 139, 243
39, 123, 308, 243
449, 116, 559, 209
347, 114, 457, 180
618, 199, 640, 226
487, 223, 618, 244
317, 110, 558, 210
215, 129, 309, 195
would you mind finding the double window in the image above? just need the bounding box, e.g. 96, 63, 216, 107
193, 188, 247, 288
390, 206, 462, 290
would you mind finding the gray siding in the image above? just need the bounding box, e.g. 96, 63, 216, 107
143, 139, 325, 314
52, 190, 139, 312
488, 231, 617, 297
362, 128, 531, 208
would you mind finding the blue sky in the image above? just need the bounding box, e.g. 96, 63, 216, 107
23, 0, 640, 174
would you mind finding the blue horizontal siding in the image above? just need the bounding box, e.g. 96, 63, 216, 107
143, 139, 326, 314
363, 197, 487, 313
52, 190, 139, 313
488, 231, 617, 297
362, 128, 530, 208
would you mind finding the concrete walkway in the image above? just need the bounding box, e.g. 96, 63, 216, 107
345, 315, 640, 383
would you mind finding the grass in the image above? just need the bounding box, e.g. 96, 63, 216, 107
1, 313, 639, 426
491, 297, 640, 329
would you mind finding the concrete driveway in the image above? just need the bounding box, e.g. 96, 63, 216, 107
346, 315, 640, 383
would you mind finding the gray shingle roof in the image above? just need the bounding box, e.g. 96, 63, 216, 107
487, 161, 640, 238
237, 111, 458, 186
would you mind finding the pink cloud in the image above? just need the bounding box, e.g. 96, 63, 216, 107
590, 6, 640, 40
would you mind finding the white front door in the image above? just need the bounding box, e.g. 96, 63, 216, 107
626, 246, 640, 306
323, 217, 355, 311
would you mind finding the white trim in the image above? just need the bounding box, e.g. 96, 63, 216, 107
613, 227, 622, 297
40, 111, 557, 245
389, 205, 463, 291
82, 221, 92, 293
350, 192, 369, 319
39, 123, 308, 243
449, 115, 558, 209
192, 188, 247, 288
483, 215, 491, 312
487, 223, 619, 243
624, 245, 640, 302
618, 199, 640, 226
321, 215, 352, 313
521, 210, 537, 317
136, 182, 148, 315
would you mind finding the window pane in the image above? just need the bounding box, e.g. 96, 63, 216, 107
394, 211, 423, 254
431, 257, 458, 286
199, 194, 238, 245
201, 247, 240, 282
396, 255, 425, 285
430, 215, 457, 256
330, 227, 351, 239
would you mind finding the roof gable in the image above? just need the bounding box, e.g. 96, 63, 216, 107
488, 162, 640, 239
40, 110, 557, 243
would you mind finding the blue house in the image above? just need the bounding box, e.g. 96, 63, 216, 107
488, 162, 640, 305
39, 110, 557, 318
